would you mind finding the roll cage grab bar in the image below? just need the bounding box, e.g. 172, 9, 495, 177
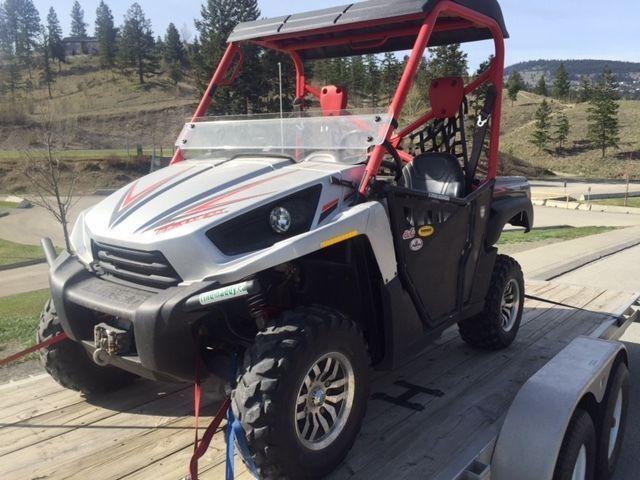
170, 0, 505, 198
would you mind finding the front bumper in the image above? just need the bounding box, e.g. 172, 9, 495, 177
49, 252, 218, 382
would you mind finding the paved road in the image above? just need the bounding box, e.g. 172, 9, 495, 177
0, 263, 49, 298
0, 196, 102, 246
556, 244, 640, 294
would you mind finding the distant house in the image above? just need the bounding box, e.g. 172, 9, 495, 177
62, 37, 100, 56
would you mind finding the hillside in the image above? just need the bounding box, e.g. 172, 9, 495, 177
504, 59, 640, 98
0, 56, 639, 194
500, 91, 640, 179
0, 56, 197, 152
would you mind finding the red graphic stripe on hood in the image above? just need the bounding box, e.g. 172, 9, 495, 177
174, 171, 295, 220
121, 166, 196, 211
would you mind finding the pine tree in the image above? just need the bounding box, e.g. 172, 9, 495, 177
260, 50, 295, 112
70, 1, 87, 39
364, 54, 380, 107
39, 27, 54, 99
427, 44, 468, 80
578, 76, 592, 103
530, 99, 552, 151
587, 68, 620, 158
163, 23, 186, 87
194, 0, 261, 113
468, 56, 493, 125
380, 52, 400, 104
95, 1, 118, 69
117, 3, 158, 84
507, 71, 524, 105
4, 0, 41, 80
534, 75, 548, 97
46, 7, 65, 70
552, 62, 571, 100
188, 37, 208, 93
554, 113, 570, 150
0, 3, 9, 54
349, 56, 366, 100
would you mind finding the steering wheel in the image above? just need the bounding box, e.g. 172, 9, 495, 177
337, 129, 369, 150
380, 141, 404, 182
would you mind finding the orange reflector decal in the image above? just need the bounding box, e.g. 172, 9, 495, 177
321, 230, 359, 248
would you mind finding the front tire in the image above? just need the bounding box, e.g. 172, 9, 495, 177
232, 306, 370, 479
458, 254, 524, 350
38, 299, 136, 395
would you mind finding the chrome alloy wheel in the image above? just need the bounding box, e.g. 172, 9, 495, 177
608, 388, 623, 460
501, 278, 521, 332
294, 352, 355, 450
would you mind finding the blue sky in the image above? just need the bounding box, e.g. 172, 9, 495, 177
35, 0, 639, 69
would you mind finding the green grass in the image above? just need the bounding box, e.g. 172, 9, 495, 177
0, 200, 17, 209
0, 289, 49, 351
498, 226, 617, 245
0, 238, 45, 266
593, 197, 640, 208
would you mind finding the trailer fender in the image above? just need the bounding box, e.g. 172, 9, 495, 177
491, 336, 627, 480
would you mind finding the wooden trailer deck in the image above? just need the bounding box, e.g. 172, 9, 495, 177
0, 281, 638, 480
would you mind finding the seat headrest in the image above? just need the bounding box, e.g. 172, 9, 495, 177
429, 77, 464, 119
320, 85, 348, 116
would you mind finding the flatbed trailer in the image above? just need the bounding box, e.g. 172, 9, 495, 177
0, 280, 638, 480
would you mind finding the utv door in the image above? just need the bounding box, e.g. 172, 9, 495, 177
385, 182, 494, 328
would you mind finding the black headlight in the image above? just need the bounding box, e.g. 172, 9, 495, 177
207, 185, 322, 256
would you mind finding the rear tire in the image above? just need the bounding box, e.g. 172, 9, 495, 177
232, 305, 370, 479
596, 362, 629, 480
553, 409, 596, 480
38, 299, 136, 395
458, 254, 524, 350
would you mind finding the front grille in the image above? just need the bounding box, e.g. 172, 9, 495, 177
91, 241, 182, 289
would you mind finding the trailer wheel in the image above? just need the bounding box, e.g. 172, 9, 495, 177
38, 299, 136, 395
232, 306, 370, 479
553, 409, 596, 480
458, 255, 524, 350
596, 362, 629, 479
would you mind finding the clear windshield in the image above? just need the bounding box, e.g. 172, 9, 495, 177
176, 109, 392, 164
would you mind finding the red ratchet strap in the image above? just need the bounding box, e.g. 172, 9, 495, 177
186, 362, 232, 480
0, 332, 68, 367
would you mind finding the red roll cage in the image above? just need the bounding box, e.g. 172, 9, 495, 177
171, 0, 505, 197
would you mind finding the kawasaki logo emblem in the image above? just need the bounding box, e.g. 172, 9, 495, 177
198, 281, 251, 306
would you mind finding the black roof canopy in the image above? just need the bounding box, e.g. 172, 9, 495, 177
228, 0, 508, 60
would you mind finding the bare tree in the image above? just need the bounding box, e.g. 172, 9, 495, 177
22, 112, 77, 252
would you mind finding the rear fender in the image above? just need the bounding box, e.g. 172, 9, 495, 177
486, 195, 533, 246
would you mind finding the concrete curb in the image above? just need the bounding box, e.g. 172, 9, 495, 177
533, 198, 640, 215
0, 258, 47, 272
530, 238, 640, 281
0, 195, 31, 208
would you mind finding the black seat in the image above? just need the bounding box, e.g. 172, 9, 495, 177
400, 153, 465, 198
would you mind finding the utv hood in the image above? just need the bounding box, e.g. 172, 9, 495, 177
73, 157, 360, 282
85, 158, 345, 240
